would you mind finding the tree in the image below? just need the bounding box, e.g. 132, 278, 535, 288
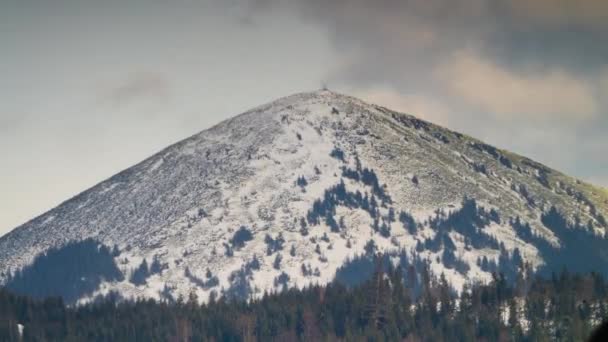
273, 254, 283, 270
5, 239, 123, 304
130, 259, 150, 286
231, 226, 254, 249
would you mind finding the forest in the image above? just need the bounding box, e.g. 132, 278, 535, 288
1, 260, 607, 341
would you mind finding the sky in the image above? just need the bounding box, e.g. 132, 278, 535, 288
1, 0, 607, 236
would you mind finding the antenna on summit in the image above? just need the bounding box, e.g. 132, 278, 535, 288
321, 81, 329, 91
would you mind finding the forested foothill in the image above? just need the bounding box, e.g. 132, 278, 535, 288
1, 259, 607, 341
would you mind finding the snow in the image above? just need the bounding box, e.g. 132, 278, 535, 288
0, 90, 604, 303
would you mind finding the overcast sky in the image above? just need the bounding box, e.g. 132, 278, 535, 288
1, 0, 607, 236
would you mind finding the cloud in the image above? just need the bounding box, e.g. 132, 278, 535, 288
249, 0, 608, 118
252, 0, 608, 71
506, 0, 608, 29
435, 50, 599, 121
247, 0, 608, 189
100, 73, 171, 108
355, 87, 452, 127
600, 68, 608, 96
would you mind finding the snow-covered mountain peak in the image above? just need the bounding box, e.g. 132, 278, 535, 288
2, 90, 607, 304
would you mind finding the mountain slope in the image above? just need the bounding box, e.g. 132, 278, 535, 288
1, 90, 607, 303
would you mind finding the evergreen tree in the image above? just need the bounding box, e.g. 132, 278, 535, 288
0, 255, 607, 341
130, 258, 150, 286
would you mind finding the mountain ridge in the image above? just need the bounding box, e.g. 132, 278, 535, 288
1, 89, 607, 304
7, 90, 607, 236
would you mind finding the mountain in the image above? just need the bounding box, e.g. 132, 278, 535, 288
1, 90, 607, 304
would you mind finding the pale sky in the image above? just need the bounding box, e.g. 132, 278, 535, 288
1, 0, 607, 236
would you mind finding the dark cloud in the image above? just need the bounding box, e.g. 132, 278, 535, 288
248, 0, 608, 186
503, 0, 608, 29
256, 0, 608, 74
246, 0, 607, 114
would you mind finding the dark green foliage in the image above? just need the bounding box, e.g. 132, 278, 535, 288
314, 244, 321, 254
442, 248, 470, 274
326, 214, 340, 232
341, 165, 391, 204
412, 174, 419, 185
379, 221, 391, 237
130, 259, 150, 286
400, 210, 417, 234
223, 243, 234, 257
5, 239, 123, 304
184, 267, 218, 290
296, 175, 308, 188
1, 265, 606, 341
334, 250, 427, 295
597, 213, 607, 227
221, 256, 263, 301
224, 269, 254, 301
510, 207, 608, 278
499, 155, 513, 168
149, 255, 166, 275
299, 217, 309, 236
230, 226, 254, 249
264, 233, 285, 255
516, 184, 536, 207
273, 272, 290, 289
390, 112, 431, 132
432, 132, 450, 144
363, 240, 377, 255
334, 254, 375, 287
273, 254, 282, 270
329, 146, 345, 161
473, 162, 487, 175
307, 179, 384, 227
246, 255, 261, 271
429, 197, 500, 250
320, 232, 330, 243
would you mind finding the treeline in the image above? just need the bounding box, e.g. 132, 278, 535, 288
1, 264, 607, 341
3, 239, 123, 303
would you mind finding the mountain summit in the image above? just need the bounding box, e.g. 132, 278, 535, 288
2, 90, 607, 303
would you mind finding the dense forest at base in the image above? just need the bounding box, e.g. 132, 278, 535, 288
1, 263, 608, 342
